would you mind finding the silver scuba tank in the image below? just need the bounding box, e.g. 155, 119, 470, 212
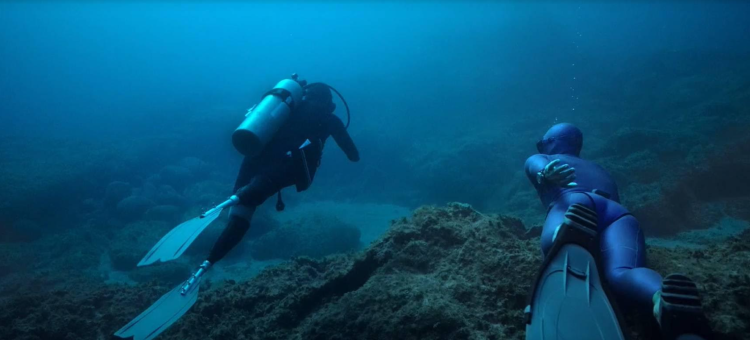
232, 76, 304, 157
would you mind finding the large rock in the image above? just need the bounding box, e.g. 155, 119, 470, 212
0, 204, 748, 339
249, 213, 361, 260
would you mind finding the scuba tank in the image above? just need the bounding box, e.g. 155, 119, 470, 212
232, 73, 351, 157
232, 74, 306, 157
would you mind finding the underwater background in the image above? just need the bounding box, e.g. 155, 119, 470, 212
1, 1, 749, 339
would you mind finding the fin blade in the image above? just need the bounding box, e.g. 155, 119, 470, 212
114, 281, 201, 340
137, 210, 222, 267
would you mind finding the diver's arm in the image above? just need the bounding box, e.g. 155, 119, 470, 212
525, 154, 550, 187
526, 155, 577, 188
328, 115, 360, 162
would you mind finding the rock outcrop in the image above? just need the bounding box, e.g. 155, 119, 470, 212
2, 204, 746, 340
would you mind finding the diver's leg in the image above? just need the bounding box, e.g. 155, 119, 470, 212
541, 204, 566, 255
600, 214, 662, 308
233, 157, 257, 192
541, 193, 592, 255
207, 175, 279, 264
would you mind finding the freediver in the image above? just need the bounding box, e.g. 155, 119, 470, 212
116, 74, 359, 340
524, 123, 713, 340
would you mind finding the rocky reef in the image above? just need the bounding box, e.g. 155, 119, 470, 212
1, 203, 747, 340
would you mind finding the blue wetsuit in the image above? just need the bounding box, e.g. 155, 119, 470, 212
525, 123, 662, 309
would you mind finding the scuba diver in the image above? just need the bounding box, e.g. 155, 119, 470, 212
207, 76, 359, 267
115, 74, 359, 340
522, 123, 713, 340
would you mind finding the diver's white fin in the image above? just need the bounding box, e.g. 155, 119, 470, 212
114, 278, 202, 340
137, 196, 238, 267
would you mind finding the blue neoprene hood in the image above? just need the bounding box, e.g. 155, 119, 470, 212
537, 123, 583, 156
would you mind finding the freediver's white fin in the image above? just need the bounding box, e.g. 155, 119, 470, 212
524, 204, 626, 340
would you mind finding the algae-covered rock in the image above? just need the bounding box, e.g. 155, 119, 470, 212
116, 195, 156, 220
0, 204, 748, 340
249, 213, 361, 260
648, 230, 750, 339
0, 280, 151, 340
172, 203, 540, 340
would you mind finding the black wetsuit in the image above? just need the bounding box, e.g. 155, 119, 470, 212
207, 101, 359, 263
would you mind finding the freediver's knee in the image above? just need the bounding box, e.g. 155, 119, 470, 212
228, 205, 256, 223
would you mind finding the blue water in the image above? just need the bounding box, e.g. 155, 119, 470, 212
1, 0, 749, 302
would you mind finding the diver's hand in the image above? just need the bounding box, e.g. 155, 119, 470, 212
537, 159, 577, 187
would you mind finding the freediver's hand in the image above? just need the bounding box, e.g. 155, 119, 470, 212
537, 159, 577, 188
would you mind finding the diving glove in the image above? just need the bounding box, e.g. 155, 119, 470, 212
537, 159, 577, 188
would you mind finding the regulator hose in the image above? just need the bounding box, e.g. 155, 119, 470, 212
305, 82, 351, 129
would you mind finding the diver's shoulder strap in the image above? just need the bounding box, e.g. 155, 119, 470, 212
524, 204, 628, 340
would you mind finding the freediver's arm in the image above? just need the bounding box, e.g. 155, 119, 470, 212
525, 155, 577, 188
328, 115, 360, 162
525, 154, 550, 187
